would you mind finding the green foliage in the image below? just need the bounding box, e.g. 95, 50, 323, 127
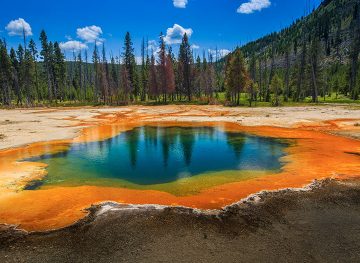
225, 49, 249, 105
270, 73, 283, 106
1, 1, 360, 108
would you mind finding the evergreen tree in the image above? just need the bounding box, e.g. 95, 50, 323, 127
157, 33, 167, 102
195, 55, 202, 98
165, 53, 176, 97
270, 73, 283, 106
92, 43, 100, 102
122, 32, 138, 100
178, 33, 192, 101
225, 49, 249, 105
39, 30, 53, 102
148, 54, 158, 99
140, 38, 149, 101
9, 48, 21, 105
53, 42, 66, 101
29, 39, 40, 101
0, 40, 13, 105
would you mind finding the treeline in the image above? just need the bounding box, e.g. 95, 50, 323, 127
240, 0, 360, 104
0, 30, 223, 106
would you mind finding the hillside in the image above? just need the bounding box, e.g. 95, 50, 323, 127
241, 0, 357, 61
234, 0, 360, 102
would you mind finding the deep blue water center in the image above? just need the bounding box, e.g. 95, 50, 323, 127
27, 126, 287, 186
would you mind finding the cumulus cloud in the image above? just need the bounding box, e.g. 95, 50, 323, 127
76, 25, 103, 43
164, 24, 193, 45
59, 41, 88, 52
5, 18, 32, 37
147, 40, 157, 52
173, 0, 188, 8
191, 44, 200, 49
208, 49, 231, 58
237, 0, 271, 14
135, 56, 143, 65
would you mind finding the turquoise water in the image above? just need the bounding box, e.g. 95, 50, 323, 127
26, 126, 288, 188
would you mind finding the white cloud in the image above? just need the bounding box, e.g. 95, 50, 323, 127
237, 0, 271, 14
59, 41, 88, 52
173, 0, 188, 8
191, 44, 200, 49
76, 25, 103, 43
5, 18, 32, 37
208, 49, 231, 58
135, 56, 143, 65
147, 40, 157, 52
164, 24, 193, 45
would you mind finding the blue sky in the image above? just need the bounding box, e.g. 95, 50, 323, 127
0, 0, 321, 60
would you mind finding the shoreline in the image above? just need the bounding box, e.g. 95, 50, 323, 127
0, 106, 360, 231
0, 105, 360, 232
1, 105, 360, 151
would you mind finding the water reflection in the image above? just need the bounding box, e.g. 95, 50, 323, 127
27, 126, 287, 186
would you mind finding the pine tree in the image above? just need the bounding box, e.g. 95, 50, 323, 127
110, 55, 119, 102
9, 48, 21, 105
270, 73, 283, 106
165, 53, 176, 97
23, 45, 36, 105
122, 32, 138, 100
140, 38, 148, 101
53, 42, 66, 102
148, 54, 158, 100
16, 44, 25, 104
100, 43, 109, 103
120, 66, 131, 102
76, 52, 83, 100
92, 43, 100, 102
178, 33, 192, 101
203, 55, 216, 101
157, 33, 167, 102
29, 39, 40, 101
0, 40, 13, 105
193, 56, 205, 98
40, 30, 53, 102
246, 81, 259, 107
225, 49, 249, 105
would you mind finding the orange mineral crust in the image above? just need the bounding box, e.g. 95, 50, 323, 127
0, 120, 359, 232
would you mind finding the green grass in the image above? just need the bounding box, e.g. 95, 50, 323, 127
1, 92, 360, 109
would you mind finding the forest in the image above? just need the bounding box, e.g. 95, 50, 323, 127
0, 0, 359, 107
